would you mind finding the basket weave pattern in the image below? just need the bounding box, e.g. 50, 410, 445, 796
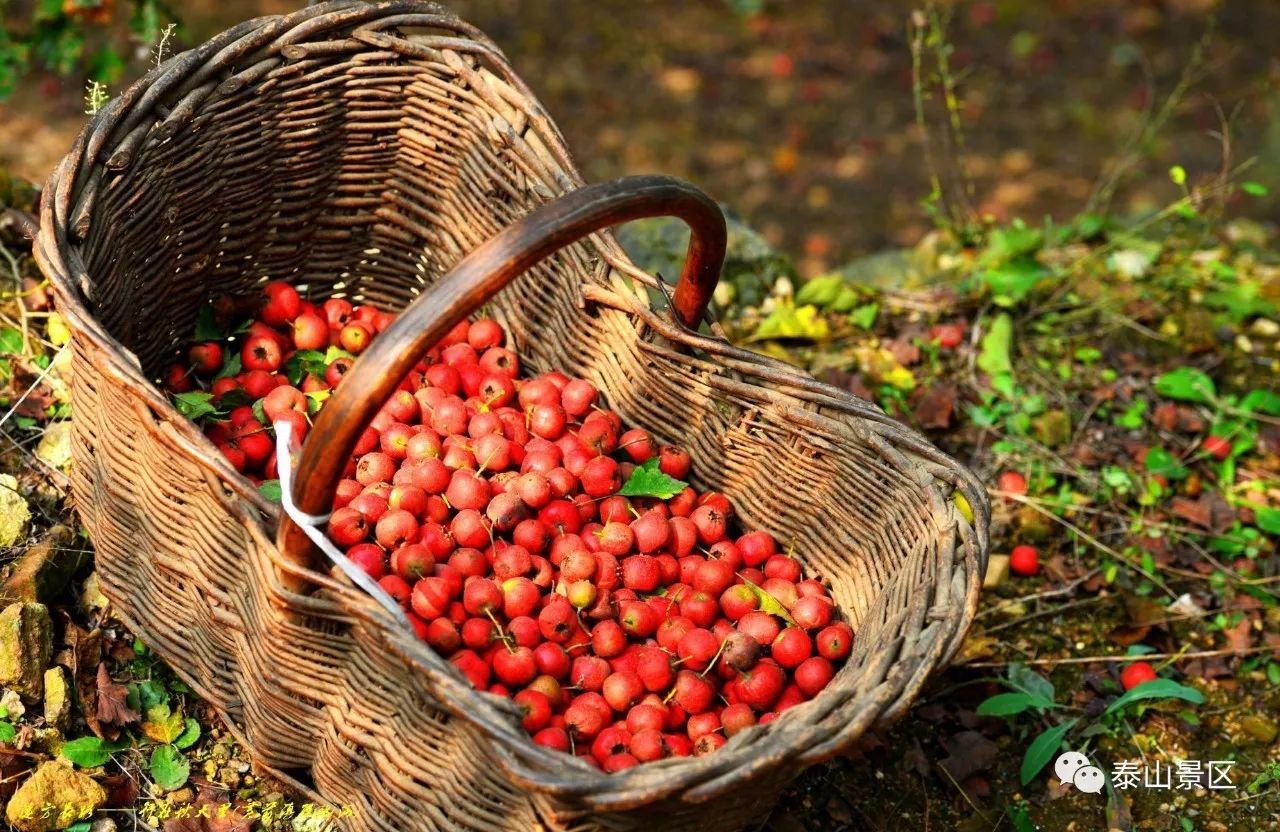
36, 2, 990, 829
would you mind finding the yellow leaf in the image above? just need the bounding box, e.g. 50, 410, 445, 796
46, 313, 71, 347
883, 365, 916, 391
954, 492, 974, 524
141, 708, 184, 744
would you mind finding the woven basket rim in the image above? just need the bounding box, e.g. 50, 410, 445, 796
34, 0, 992, 810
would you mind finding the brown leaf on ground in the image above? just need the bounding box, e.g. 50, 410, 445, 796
96, 662, 139, 728
938, 730, 998, 784
815, 368, 874, 402
1152, 402, 1179, 431
885, 336, 921, 366
65, 621, 104, 737
0, 753, 32, 803
1108, 624, 1152, 647
912, 382, 956, 429
1223, 616, 1253, 655
1171, 494, 1234, 531
101, 773, 140, 809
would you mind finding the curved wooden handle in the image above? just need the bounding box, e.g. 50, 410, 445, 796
277, 175, 726, 574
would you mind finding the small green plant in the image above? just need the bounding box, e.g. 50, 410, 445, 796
978, 661, 1204, 785
0, 0, 178, 101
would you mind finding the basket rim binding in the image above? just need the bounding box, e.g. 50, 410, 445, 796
33, 0, 992, 812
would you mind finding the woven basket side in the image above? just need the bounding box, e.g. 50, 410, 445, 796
37, 2, 988, 828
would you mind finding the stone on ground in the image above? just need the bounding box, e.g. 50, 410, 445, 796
4, 760, 106, 832
0, 602, 52, 700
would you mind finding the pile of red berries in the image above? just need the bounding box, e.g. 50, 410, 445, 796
166, 282, 854, 770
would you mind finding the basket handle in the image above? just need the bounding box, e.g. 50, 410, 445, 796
277, 175, 727, 576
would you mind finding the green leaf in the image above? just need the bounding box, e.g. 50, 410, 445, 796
1242, 181, 1268, 197
1006, 801, 1036, 832
193, 305, 224, 340
258, 480, 282, 502
1240, 389, 1280, 417
1169, 165, 1187, 186
149, 744, 190, 790
0, 326, 22, 354
829, 286, 859, 313
305, 390, 330, 414
0, 721, 14, 743
323, 345, 355, 364
134, 679, 167, 711
1020, 719, 1077, 785
738, 576, 797, 626
1253, 506, 1280, 535
284, 349, 327, 386
976, 692, 1043, 717
172, 391, 216, 422
173, 718, 201, 750
1145, 447, 1189, 480
981, 259, 1047, 305
142, 704, 185, 744
1104, 678, 1204, 716
618, 458, 688, 500
848, 303, 878, 330
980, 224, 1043, 265
1153, 367, 1215, 404
794, 275, 843, 307
750, 301, 830, 342
65, 823, 91, 832
1007, 663, 1055, 703
214, 352, 242, 381
251, 399, 267, 426
61, 736, 111, 768
977, 313, 1014, 377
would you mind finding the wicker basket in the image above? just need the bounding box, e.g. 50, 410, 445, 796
34, 2, 989, 829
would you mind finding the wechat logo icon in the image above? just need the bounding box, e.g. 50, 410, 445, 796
1055, 751, 1105, 794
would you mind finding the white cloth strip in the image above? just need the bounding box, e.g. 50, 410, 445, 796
274, 419, 411, 628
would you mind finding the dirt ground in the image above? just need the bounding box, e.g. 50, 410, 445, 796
3, 0, 1278, 271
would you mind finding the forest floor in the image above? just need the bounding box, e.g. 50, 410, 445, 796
1, 2, 1280, 831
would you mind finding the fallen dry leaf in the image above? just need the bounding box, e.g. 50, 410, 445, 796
938, 730, 998, 783
913, 382, 957, 429
96, 662, 140, 728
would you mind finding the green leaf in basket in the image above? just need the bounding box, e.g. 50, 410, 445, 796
739, 576, 796, 626
251, 398, 268, 426
149, 743, 189, 790
258, 480, 282, 502
284, 349, 327, 386
193, 304, 224, 341
1020, 719, 1077, 785
214, 352, 242, 381
172, 391, 216, 422
618, 458, 687, 500
323, 345, 355, 364
305, 390, 330, 414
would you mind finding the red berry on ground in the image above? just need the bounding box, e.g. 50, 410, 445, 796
1009, 544, 1040, 576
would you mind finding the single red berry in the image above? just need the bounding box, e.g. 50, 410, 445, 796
1202, 435, 1231, 461
997, 470, 1027, 500
1009, 544, 1040, 576
1120, 661, 1158, 691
